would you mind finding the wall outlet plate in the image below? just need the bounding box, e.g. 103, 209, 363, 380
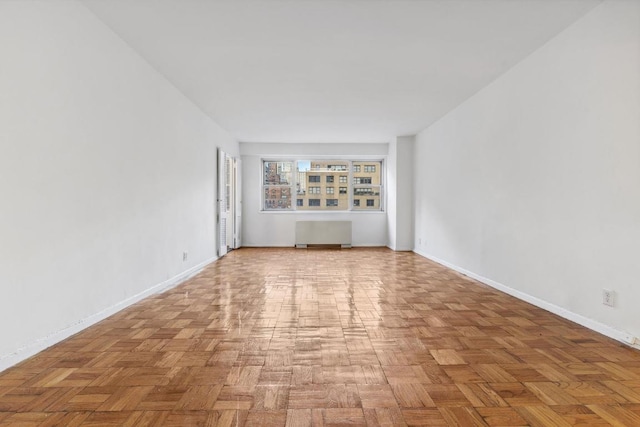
602, 289, 614, 307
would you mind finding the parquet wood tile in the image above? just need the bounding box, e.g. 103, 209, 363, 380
475, 407, 528, 426
1, 247, 640, 425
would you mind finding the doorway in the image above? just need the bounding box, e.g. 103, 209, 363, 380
217, 149, 241, 257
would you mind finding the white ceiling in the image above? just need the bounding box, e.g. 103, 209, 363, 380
83, 0, 600, 143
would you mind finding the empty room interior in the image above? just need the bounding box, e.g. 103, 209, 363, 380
1, 0, 640, 425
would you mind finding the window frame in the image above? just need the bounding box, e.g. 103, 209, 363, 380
261, 158, 384, 212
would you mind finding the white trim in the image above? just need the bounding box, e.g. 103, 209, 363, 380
414, 249, 640, 351
0, 256, 217, 373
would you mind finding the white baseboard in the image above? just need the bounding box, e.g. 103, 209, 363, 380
0, 256, 217, 373
414, 249, 640, 351
388, 245, 414, 252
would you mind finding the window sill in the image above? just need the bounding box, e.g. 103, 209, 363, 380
260, 210, 385, 214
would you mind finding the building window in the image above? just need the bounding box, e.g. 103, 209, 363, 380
354, 187, 374, 196
353, 177, 372, 184
263, 159, 382, 211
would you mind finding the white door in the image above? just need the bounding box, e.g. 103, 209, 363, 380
234, 158, 242, 249
226, 156, 234, 250
217, 149, 228, 257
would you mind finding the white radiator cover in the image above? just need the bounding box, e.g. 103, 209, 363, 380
295, 221, 352, 248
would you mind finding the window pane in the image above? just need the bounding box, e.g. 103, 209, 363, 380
352, 161, 381, 184
296, 160, 349, 211
264, 161, 292, 185
264, 186, 292, 210
353, 185, 381, 210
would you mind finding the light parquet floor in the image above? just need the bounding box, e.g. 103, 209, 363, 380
1, 247, 640, 426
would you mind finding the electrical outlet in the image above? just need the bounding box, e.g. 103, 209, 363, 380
418, 238, 422, 245
182, 251, 188, 262
602, 289, 614, 307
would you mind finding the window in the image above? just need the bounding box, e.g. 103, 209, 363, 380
263, 161, 293, 210
263, 159, 382, 211
353, 177, 372, 184
352, 161, 382, 210
264, 161, 292, 185
264, 187, 292, 210
354, 187, 375, 196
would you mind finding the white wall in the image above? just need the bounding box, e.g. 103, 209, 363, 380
0, 1, 238, 370
387, 136, 415, 251
241, 142, 388, 247
414, 0, 640, 346
387, 140, 398, 249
